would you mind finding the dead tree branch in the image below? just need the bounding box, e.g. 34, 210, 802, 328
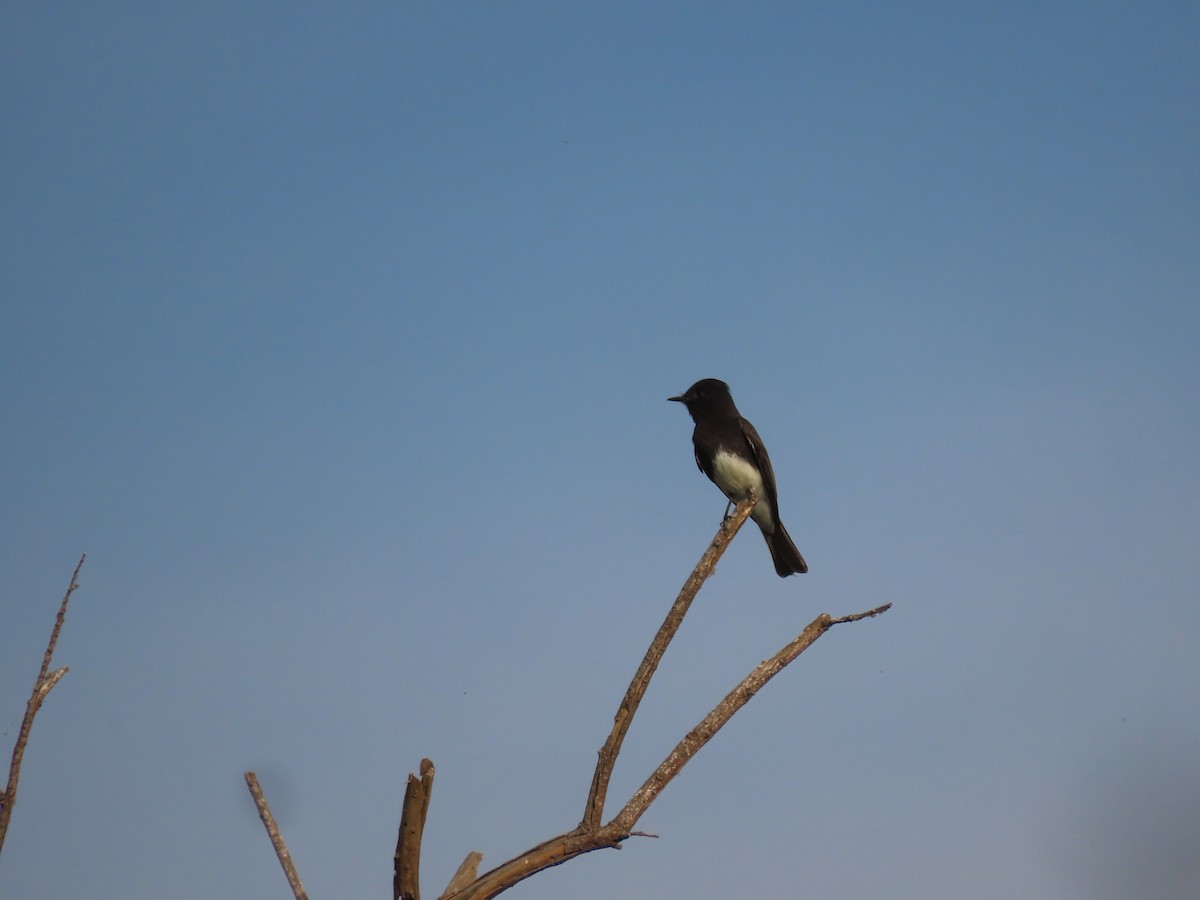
245, 771, 308, 900
428, 502, 891, 900
610, 602, 893, 832
247, 495, 891, 899
582, 493, 758, 830
395, 758, 435, 900
0, 553, 87, 856
442, 602, 891, 899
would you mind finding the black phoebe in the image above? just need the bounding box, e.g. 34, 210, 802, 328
669, 378, 808, 577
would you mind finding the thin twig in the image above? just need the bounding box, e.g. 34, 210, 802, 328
581, 494, 756, 830
830, 603, 892, 624
395, 758, 435, 900
0, 553, 87, 856
245, 771, 308, 900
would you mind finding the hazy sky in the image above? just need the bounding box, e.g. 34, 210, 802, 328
2, 3, 1198, 898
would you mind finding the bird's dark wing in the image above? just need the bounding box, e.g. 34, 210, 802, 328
737, 416, 782, 522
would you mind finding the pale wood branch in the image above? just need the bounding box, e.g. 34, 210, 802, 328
245, 771, 308, 900
0, 553, 87, 856
442, 851, 484, 896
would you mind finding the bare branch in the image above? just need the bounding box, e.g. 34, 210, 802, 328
395, 758, 436, 900
441, 532, 898, 900
612, 602, 891, 832
245, 771, 308, 900
581, 495, 757, 830
445, 601, 891, 899
0, 553, 87, 856
446, 827, 623, 899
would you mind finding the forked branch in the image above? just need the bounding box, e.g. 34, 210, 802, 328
582, 493, 758, 830
433, 502, 891, 900
0, 553, 87, 857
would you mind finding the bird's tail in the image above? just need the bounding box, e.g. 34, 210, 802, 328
765, 521, 808, 577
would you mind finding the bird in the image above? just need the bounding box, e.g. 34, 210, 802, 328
669, 378, 808, 577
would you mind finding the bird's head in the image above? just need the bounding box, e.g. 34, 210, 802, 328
668, 378, 733, 413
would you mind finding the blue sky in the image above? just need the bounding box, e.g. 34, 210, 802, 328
2, 3, 1198, 898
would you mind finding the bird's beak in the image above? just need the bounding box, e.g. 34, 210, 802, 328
667, 394, 684, 403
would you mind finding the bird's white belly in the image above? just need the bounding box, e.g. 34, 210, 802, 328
712, 449, 774, 530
